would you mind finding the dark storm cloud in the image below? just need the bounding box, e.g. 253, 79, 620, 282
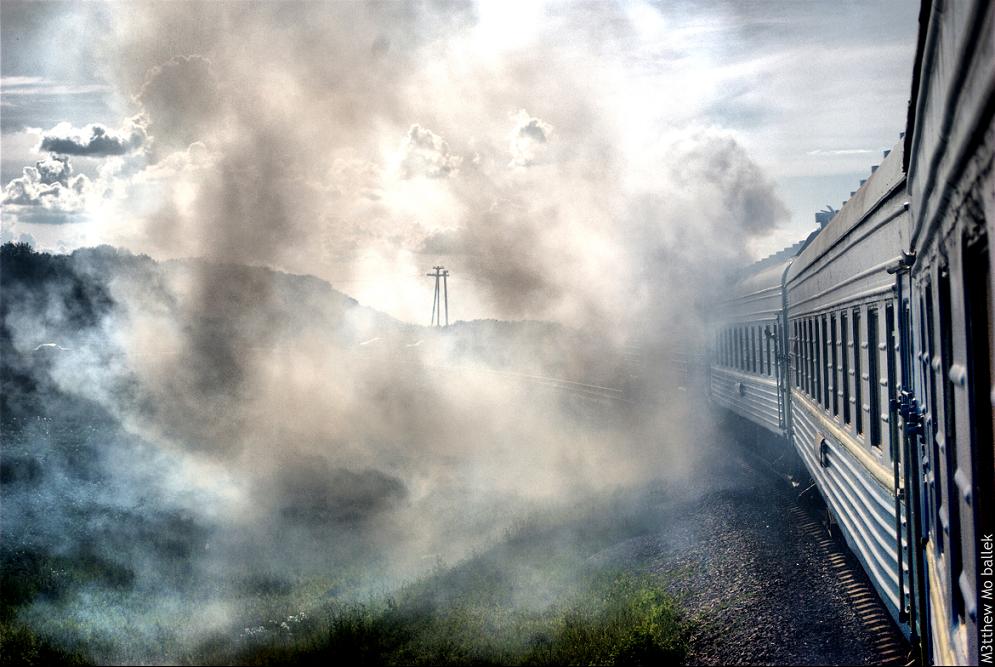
39, 121, 146, 156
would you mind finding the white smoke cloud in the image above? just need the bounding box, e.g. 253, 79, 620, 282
0, 4, 801, 661
398, 124, 463, 179
2, 2, 791, 325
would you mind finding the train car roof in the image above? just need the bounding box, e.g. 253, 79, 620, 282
713, 254, 795, 323
786, 138, 906, 285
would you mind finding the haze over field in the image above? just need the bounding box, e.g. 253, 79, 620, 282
0, 1, 918, 662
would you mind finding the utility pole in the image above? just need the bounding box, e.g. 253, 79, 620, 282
443, 268, 449, 327
427, 266, 450, 327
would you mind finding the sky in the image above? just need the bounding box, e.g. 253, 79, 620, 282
0, 0, 920, 325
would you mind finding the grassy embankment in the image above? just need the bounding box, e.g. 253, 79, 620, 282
2, 478, 688, 665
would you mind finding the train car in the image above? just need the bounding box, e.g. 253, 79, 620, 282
704, 2, 994, 662
901, 0, 995, 663
783, 139, 914, 633
709, 251, 796, 438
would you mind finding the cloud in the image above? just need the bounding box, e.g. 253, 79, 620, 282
398, 125, 462, 179
1, 2, 792, 326
0, 76, 113, 97
804, 148, 877, 156
134, 54, 222, 154
508, 110, 553, 167
1, 155, 93, 224
37, 119, 147, 157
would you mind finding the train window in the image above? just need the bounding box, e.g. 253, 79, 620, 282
925, 286, 944, 554
867, 308, 881, 448
789, 322, 798, 387
798, 322, 804, 391
831, 314, 839, 416
803, 319, 810, 395
734, 328, 739, 369
752, 327, 758, 374
733, 328, 738, 369
810, 319, 817, 399
885, 304, 898, 461
745, 327, 750, 372
822, 316, 831, 411
812, 318, 820, 400
758, 327, 764, 376
798, 321, 805, 390
765, 326, 770, 376
853, 309, 863, 435
808, 318, 815, 395
796, 321, 802, 388
753, 327, 764, 375
937, 264, 965, 621
740, 326, 747, 371
806, 318, 814, 397
765, 326, 772, 377
815, 317, 823, 406
771, 324, 778, 377
736, 327, 746, 371
754, 326, 760, 374
755, 326, 761, 375
842, 311, 851, 424
760, 326, 766, 375
802, 320, 809, 392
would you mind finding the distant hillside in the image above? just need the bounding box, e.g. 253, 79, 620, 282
1, 243, 629, 416
0, 243, 407, 413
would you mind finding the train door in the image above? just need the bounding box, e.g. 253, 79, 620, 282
908, 222, 992, 665
953, 224, 993, 663
893, 255, 931, 663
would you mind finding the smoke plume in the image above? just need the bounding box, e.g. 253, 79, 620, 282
1, 2, 790, 662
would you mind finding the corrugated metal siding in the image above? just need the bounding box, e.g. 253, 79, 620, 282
710, 366, 783, 436
791, 392, 905, 620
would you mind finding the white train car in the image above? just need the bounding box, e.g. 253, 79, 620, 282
704, 2, 994, 662
783, 140, 914, 633
902, 0, 995, 662
709, 254, 794, 438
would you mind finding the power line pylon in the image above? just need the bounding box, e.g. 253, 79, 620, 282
427, 266, 450, 327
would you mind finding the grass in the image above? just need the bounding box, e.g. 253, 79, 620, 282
203, 499, 689, 666
2, 408, 689, 665
220, 569, 685, 666
0, 619, 89, 666
0, 494, 690, 666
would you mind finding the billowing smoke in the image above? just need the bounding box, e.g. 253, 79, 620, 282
14, 0, 787, 328
1, 1, 789, 662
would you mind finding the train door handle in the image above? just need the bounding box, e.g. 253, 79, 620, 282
819, 438, 831, 468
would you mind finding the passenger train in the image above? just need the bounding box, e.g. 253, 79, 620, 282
708, 2, 994, 664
